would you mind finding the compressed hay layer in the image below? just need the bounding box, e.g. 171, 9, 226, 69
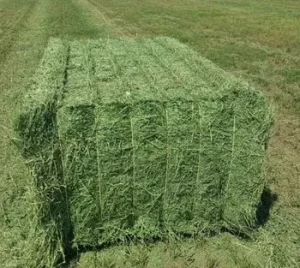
16, 37, 273, 264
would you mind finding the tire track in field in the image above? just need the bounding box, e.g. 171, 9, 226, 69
0, 0, 37, 62
79, 0, 140, 36
80, 0, 128, 36
0, 9, 29, 41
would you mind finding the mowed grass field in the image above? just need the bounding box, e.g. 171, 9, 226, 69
0, 0, 299, 267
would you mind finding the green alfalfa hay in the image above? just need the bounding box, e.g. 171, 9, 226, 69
56, 38, 273, 246
16, 37, 273, 264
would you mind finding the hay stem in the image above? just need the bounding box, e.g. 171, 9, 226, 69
194, 105, 202, 213
223, 113, 236, 216
130, 115, 136, 225
163, 104, 169, 224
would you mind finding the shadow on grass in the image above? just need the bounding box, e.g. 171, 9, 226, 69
255, 186, 278, 227
61, 236, 163, 267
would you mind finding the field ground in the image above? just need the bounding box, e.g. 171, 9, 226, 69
0, 0, 299, 267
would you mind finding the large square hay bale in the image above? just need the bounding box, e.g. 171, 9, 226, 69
16, 37, 273, 266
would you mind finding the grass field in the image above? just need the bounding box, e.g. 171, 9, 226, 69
0, 0, 299, 267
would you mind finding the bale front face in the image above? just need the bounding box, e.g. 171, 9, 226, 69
16, 37, 273, 262
57, 98, 226, 244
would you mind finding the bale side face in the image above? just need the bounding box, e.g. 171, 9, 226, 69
15, 38, 72, 266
